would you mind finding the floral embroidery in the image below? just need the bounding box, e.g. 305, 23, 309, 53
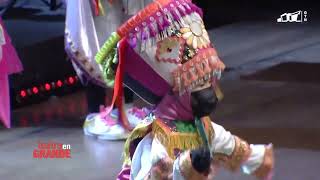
180, 20, 210, 49
156, 36, 185, 64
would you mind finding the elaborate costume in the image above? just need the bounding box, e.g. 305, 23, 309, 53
64, 0, 153, 139
0, 18, 23, 128
96, 0, 274, 179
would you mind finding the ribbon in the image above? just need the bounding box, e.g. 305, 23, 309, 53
195, 116, 211, 156
105, 38, 131, 130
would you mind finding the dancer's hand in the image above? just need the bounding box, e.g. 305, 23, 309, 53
190, 148, 211, 176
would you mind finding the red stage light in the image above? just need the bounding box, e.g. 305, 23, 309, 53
68, 77, 74, 84
57, 80, 63, 87
45, 83, 51, 91
20, 90, 27, 98
32, 87, 39, 94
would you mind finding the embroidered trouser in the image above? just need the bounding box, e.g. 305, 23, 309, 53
118, 122, 273, 180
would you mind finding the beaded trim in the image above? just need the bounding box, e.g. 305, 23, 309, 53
117, 0, 202, 39
96, 0, 225, 94
172, 48, 225, 94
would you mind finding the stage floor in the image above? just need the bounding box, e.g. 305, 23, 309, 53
1, 78, 320, 180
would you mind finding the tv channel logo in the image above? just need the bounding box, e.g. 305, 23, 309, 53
277, 11, 307, 23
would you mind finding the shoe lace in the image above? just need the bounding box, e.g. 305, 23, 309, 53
99, 105, 117, 125
128, 107, 150, 119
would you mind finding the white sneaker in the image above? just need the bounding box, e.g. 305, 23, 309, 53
86, 114, 116, 136
97, 124, 130, 140
83, 107, 118, 137
83, 105, 150, 140
83, 113, 99, 137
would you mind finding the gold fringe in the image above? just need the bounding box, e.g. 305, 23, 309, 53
123, 117, 215, 165
152, 117, 214, 159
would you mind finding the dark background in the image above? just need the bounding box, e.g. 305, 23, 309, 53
3, 0, 319, 107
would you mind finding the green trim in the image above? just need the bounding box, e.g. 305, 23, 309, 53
95, 32, 120, 64
101, 47, 117, 87
95, 32, 120, 87
174, 121, 197, 133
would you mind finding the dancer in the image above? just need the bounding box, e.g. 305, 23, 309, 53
0, 18, 23, 128
96, 0, 274, 179
64, 0, 152, 140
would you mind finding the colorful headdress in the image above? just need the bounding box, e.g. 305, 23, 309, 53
96, 0, 225, 129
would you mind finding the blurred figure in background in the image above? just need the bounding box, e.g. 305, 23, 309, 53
64, 0, 152, 140
0, 18, 23, 128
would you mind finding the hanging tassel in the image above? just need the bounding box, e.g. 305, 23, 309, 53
182, 2, 192, 14
141, 29, 148, 41
209, 53, 220, 65
148, 23, 157, 38
129, 36, 137, 48
156, 17, 164, 32
189, 69, 198, 82
140, 28, 148, 52
170, 8, 181, 22
177, 4, 187, 17
195, 63, 205, 77
182, 73, 191, 87
203, 60, 212, 74
213, 83, 224, 102
162, 13, 171, 27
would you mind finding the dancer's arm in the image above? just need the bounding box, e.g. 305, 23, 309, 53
188, 86, 274, 179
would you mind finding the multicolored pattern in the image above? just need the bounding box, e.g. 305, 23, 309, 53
156, 36, 185, 64
172, 48, 225, 93
151, 117, 214, 159
116, 0, 203, 39
127, 107, 151, 120
96, 0, 225, 95
66, 0, 130, 87
180, 18, 210, 49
